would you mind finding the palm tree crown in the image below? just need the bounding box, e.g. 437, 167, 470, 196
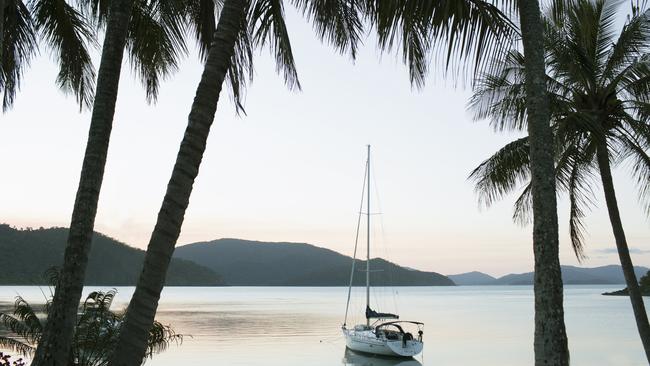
469, 0, 650, 258
1, 0, 95, 110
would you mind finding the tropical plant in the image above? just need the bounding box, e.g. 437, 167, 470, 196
31, 1, 186, 365
108, 0, 518, 365
469, 0, 650, 361
0, 0, 96, 111
0, 289, 181, 366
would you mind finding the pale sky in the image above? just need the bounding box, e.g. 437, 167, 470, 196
1, 8, 649, 277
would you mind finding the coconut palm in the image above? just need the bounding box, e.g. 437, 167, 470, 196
107, 1, 523, 365
0, 0, 95, 110
31, 1, 186, 365
364, 0, 570, 363
469, 0, 650, 361
0, 290, 181, 366
108, 0, 356, 363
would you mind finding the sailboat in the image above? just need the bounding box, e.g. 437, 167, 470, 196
342, 145, 424, 358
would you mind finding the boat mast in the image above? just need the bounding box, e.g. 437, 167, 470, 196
366, 144, 370, 326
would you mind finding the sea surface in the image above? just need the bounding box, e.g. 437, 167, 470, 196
0, 285, 646, 365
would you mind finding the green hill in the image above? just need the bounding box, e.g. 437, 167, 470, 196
173, 238, 454, 286
0, 224, 222, 286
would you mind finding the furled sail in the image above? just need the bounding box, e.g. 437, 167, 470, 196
366, 306, 399, 319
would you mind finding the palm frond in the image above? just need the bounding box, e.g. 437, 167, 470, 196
512, 183, 533, 225
30, 0, 97, 109
592, 0, 619, 76
547, 0, 598, 90
363, 0, 516, 87
75, 293, 120, 366
82, 289, 117, 312
127, 0, 187, 102
185, 0, 253, 111
77, 0, 111, 28
151, 0, 187, 53
43, 266, 60, 287
145, 321, 183, 358
556, 109, 607, 139
1, 0, 37, 111
469, 49, 528, 130
620, 115, 650, 147
469, 136, 531, 208
291, 0, 363, 58
225, 9, 253, 114
618, 55, 650, 99
0, 297, 42, 345
186, 0, 220, 61
11, 297, 42, 341
0, 336, 35, 357
602, 7, 650, 81
250, 0, 300, 90
564, 150, 595, 261
627, 99, 650, 122
0, 314, 37, 345
618, 133, 650, 214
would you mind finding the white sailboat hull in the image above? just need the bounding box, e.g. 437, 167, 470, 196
342, 328, 423, 357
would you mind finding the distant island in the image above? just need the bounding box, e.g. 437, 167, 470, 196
603, 271, 650, 297
173, 238, 454, 286
448, 265, 649, 286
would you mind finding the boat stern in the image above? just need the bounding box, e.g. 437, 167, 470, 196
386, 340, 424, 357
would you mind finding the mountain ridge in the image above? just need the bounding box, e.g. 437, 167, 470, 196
448, 265, 649, 285
4, 224, 643, 287
173, 238, 455, 286
0, 224, 222, 286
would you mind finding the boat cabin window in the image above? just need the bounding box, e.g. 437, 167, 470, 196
354, 325, 372, 331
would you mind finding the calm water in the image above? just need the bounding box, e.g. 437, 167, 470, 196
0, 285, 646, 365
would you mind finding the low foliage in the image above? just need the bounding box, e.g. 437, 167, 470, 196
0, 289, 182, 366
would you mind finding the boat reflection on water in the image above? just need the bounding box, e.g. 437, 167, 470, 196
342, 349, 423, 366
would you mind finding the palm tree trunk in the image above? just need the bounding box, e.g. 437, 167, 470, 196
595, 138, 650, 361
107, 1, 246, 365
517, 1, 570, 365
30, 0, 135, 365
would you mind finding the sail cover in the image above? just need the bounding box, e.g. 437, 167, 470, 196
366, 306, 399, 319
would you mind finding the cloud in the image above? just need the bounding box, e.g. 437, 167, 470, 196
595, 247, 650, 255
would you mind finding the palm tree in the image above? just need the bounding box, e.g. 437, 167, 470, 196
0, 290, 181, 366
469, 0, 650, 361
107, 1, 523, 365
363, 1, 570, 363
1, 0, 95, 110
514, 0, 569, 363
31, 1, 186, 365
108, 0, 350, 363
